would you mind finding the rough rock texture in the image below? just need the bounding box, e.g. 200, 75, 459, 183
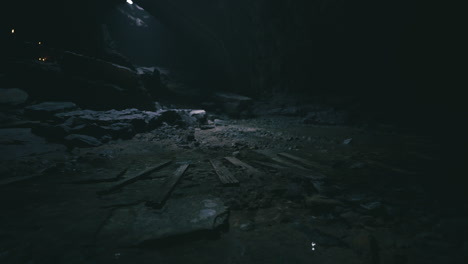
28, 107, 207, 147
98, 196, 228, 246
0, 88, 29, 106
61, 51, 155, 110
64, 134, 102, 148
214, 92, 253, 117
25, 102, 78, 119
134, 0, 344, 95
0, 128, 66, 161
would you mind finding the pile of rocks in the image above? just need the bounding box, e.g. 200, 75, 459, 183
25, 102, 206, 148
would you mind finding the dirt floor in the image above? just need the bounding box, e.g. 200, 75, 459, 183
0, 114, 467, 264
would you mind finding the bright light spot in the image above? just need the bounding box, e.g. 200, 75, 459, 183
38, 42, 42, 45
38, 58, 41, 61
311, 242, 317, 251
126, 0, 133, 4
11, 29, 15, 34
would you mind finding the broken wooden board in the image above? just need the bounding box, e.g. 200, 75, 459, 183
98, 160, 172, 195
271, 155, 311, 171
277, 152, 323, 170
69, 167, 128, 184
253, 152, 326, 180
251, 160, 288, 171
224, 156, 262, 176
146, 163, 190, 209
210, 159, 239, 185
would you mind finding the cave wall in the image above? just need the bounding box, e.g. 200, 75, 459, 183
134, 0, 420, 98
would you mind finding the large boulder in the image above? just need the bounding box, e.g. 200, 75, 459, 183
214, 92, 253, 117
25, 102, 78, 119
97, 195, 228, 246
0, 88, 29, 106
136, 67, 163, 98
61, 52, 155, 110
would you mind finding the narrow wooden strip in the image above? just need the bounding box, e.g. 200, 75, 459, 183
271, 156, 310, 171
258, 154, 326, 180
251, 160, 287, 170
98, 160, 172, 195
210, 159, 239, 185
70, 167, 128, 184
147, 163, 190, 208
277, 152, 322, 170
224, 156, 262, 175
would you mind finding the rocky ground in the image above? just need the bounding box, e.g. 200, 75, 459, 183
1, 96, 467, 264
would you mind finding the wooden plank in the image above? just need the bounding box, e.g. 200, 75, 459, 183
259, 152, 327, 180
271, 156, 311, 171
224, 156, 262, 175
70, 167, 128, 184
251, 160, 287, 170
98, 160, 172, 195
277, 152, 323, 170
146, 164, 190, 208
210, 159, 239, 185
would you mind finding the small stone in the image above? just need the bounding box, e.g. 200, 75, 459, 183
239, 221, 255, 231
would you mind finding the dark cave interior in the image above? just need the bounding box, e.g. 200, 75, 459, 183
0, 1, 466, 263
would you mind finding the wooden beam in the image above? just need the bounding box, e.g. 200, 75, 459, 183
251, 160, 287, 171
224, 156, 262, 176
210, 159, 239, 185
98, 160, 172, 195
146, 163, 190, 208
277, 152, 323, 170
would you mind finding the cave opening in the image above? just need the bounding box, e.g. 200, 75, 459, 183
0, 1, 465, 264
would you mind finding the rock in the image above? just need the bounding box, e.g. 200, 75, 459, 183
343, 138, 353, 145
31, 123, 69, 139
0, 88, 28, 106
214, 92, 253, 117
61, 51, 154, 110
136, 67, 163, 97
305, 195, 343, 211
189, 110, 207, 122
284, 182, 306, 200
62, 51, 140, 91
0, 128, 66, 161
239, 221, 255, 231
97, 196, 228, 246
360, 201, 382, 211
303, 110, 349, 125
25, 102, 78, 119
64, 134, 102, 148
